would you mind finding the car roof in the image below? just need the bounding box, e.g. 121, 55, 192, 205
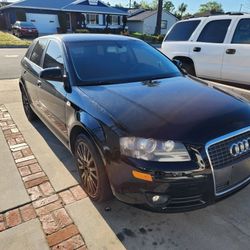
38, 34, 140, 43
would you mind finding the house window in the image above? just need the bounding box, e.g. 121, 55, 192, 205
111, 15, 118, 25
87, 14, 99, 24
161, 20, 168, 29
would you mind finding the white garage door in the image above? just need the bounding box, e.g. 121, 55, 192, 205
26, 13, 59, 34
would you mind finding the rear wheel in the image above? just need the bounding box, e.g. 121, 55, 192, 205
74, 134, 113, 202
21, 89, 37, 121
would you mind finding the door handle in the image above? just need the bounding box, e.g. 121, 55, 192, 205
37, 80, 42, 87
226, 49, 236, 54
193, 47, 201, 52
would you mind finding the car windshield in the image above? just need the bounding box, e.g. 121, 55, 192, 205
20, 22, 35, 28
66, 40, 181, 85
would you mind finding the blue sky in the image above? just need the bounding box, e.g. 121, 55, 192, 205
8, 0, 250, 13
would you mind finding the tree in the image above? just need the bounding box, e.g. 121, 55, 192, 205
177, 3, 187, 18
199, 1, 223, 13
163, 1, 175, 13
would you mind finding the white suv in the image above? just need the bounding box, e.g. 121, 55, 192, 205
162, 13, 250, 86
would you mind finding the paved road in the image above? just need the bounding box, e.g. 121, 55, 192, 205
0, 48, 27, 79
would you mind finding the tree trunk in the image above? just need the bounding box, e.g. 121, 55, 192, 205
154, 0, 163, 35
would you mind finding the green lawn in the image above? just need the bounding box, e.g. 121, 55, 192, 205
0, 31, 31, 47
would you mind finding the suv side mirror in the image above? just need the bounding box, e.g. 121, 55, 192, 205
40, 67, 63, 81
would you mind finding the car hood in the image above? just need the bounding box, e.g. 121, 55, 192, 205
78, 76, 250, 144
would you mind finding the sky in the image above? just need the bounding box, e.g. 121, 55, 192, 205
7, 0, 250, 14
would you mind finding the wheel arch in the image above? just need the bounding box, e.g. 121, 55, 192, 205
173, 56, 196, 76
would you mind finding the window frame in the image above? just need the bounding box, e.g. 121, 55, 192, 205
197, 19, 231, 44
42, 39, 65, 70
29, 38, 48, 67
231, 18, 250, 44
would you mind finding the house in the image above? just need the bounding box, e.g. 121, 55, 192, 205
127, 9, 178, 35
0, 0, 128, 34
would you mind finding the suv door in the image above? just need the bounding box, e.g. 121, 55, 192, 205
22, 38, 48, 112
38, 39, 68, 143
190, 19, 231, 79
221, 18, 250, 85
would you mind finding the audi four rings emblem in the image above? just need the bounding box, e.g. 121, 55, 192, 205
229, 139, 250, 157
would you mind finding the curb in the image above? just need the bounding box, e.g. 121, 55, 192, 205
0, 45, 29, 49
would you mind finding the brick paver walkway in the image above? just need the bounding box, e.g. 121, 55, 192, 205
0, 105, 88, 250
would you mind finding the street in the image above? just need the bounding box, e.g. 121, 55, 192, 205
1, 49, 250, 250
0, 48, 26, 79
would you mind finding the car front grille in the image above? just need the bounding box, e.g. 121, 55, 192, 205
207, 131, 250, 169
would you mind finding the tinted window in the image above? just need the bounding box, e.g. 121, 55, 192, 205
30, 39, 48, 66
67, 40, 181, 85
20, 22, 35, 28
197, 20, 231, 43
165, 20, 201, 41
43, 40, 64, 69
232, 19, 250, 44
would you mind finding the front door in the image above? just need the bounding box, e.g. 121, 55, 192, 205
38, 39, 68, 144
221, 18, 250, 85
191, 19, 231, 80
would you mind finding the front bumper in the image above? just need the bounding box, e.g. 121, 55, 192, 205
107, 155, 250, 212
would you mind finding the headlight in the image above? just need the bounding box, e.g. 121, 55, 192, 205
120, 137, 191, 162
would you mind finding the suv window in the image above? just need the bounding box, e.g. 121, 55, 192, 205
30, 39, 48, 66
165, 20, 201, 41
197, 19, 231, 43
43, 40, 64, 69
232, 18, 250, 44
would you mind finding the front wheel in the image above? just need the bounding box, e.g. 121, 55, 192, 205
181, 62, 196, 76
74, 134, 113, 202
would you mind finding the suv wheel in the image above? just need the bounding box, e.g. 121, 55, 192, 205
181, 61, 196, 76
74, 134, 113, 202
21, 89, 37, 121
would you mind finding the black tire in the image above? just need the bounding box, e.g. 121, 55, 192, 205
74, 134, 113, 202
21, 89, 37, 121
181, 61, 196, 76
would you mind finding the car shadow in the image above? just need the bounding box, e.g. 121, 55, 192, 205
30, 117, 250, 250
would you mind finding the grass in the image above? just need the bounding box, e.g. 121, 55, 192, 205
0, 31, 31, 47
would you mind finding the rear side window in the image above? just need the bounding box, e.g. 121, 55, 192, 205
30, 39, 48, 66
197, 19, 231, 43
43, 40, 64, 69
232, 18, 250, 44
165, 20, 201, 41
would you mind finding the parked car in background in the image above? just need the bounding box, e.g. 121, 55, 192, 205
162, 13, 250, 86
12, 21, 38, 38
20, 34, 250, 212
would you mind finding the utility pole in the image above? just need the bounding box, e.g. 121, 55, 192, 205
154, 0, 163, 35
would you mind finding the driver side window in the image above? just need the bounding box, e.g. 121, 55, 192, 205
43, 40, 64, 70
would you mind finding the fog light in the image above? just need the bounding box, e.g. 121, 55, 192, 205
152, 195, 169, 204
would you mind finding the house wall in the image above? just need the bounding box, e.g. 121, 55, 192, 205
127, 21, 143, 33
143, 12, 178, 35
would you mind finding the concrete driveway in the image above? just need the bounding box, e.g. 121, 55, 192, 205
1, 77, 250, 250
0, 48, 26, 79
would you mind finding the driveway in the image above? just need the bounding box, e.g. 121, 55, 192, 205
1, 77, 250, 249
0, 48, 27, 79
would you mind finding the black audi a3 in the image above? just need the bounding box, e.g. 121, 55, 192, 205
20, 34, 250, 212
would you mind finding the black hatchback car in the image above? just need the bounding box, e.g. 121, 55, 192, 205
20, 34, 250, 212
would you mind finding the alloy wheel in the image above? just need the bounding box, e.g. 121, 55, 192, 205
76, 141, 98, 197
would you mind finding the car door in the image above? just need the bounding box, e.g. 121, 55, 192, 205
37, 39, 68, 144
22, 38, 48, 112
221, 18, 250, 85
190, 19, 231, 80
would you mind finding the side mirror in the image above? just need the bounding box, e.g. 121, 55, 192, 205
40, 67, 63, 81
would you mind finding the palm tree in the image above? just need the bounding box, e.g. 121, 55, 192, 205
178, 3, 187, 18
